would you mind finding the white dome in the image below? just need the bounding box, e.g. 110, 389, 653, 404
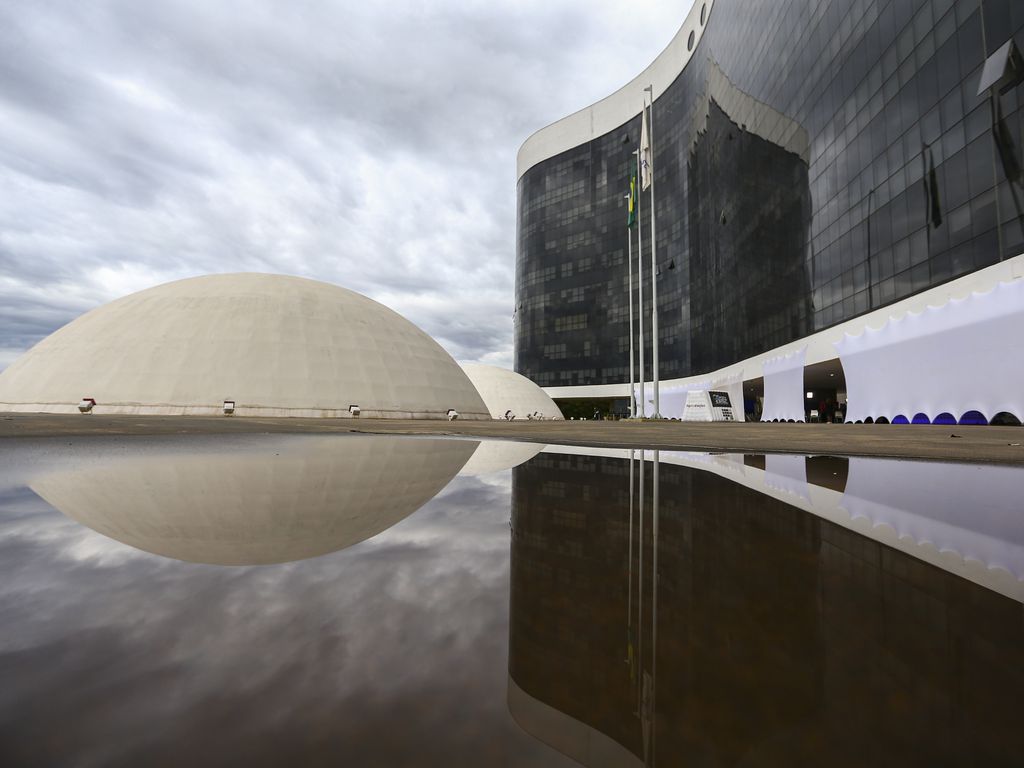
31, 435, 476, 565
460, 363, 563, 420
0, 273, 489, 419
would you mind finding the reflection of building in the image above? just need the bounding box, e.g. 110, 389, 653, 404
508, 451, 1024, 766
516, 0, 1024, 424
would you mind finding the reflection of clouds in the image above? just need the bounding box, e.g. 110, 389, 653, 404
0, 442, 571, 765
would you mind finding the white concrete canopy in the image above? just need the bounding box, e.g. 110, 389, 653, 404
0, 273, 490, 419
835, 278, 1024, 424
460, 363, 563, 420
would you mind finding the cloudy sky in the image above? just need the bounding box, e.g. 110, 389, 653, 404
0, 0, 690, 372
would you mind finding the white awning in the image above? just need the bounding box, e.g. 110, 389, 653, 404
761, 347, 806, 422
835, 279, 1024, 424
656, 370, 744, 420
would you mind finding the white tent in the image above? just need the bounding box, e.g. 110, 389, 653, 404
761, 347, 806, 422
653, 379, 709, 419
654, 371, 744, 420
835, 278, 1024, 424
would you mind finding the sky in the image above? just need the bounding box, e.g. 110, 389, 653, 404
0, 0, 691, 373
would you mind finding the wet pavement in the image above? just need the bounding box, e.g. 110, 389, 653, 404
2, 412, 1023, 465
0, 433, 1021, 766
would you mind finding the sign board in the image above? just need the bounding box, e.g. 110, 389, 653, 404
682, 390, 737, 422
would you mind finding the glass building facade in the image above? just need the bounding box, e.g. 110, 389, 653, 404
515, 0, 1024, 388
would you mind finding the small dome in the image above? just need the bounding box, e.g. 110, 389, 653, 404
0, 273, 489, 419
461, 363, 563, 420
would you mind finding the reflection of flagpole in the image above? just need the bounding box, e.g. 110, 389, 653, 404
627, 449, 635, 670
634, 149, 646, 418
651, 449, 659, 766
626, 192, 636, 418
636, 449, 645, 712
644, 85, 661, 418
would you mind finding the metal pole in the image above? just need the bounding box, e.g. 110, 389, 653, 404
635, 149, 646, 418
627, 193, 636, 418
645, 86, 661, 418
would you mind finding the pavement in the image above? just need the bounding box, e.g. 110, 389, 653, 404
1, 412, 1023, 464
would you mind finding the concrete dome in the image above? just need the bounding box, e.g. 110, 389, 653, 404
31, 435, 476, 565
460, 363, 563, 420
0, 273, 490, 419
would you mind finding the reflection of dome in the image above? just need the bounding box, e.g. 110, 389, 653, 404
460, 364, 563, 420
0, 274, 489, 419
459, 440, 544, 476
30, 435, 476, 565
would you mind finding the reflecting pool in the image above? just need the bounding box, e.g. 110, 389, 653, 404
0, 435, 1021, 767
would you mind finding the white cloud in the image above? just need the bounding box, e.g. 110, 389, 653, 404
0, 0, 691, 372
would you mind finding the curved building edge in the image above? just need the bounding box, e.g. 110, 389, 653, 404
507, 676, 643, 768
516, 0, 714, 180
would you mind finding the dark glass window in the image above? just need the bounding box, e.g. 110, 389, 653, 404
515, 0, 1022, 387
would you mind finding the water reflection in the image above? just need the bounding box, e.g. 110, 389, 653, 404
460, 439, 544, 477
0, 435, 572, 767
29, 435, 477, 564
509, 450, 1024, 767
2, 436, 1022, 766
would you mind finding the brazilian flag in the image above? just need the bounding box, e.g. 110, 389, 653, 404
627, 158, 638, 229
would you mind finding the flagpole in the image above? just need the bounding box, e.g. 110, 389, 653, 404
627, 198, 636, 418
645, 85, 661, 418
634, 148, 646, 418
